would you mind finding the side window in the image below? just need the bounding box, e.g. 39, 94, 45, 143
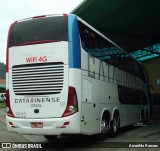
118, 85, 148, 105
78, 20, 145, 81
78, 21, 120, 66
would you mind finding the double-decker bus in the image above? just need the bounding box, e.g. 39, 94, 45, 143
6, 14, 149, 140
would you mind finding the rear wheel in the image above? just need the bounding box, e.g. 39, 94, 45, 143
44, 135, 57, 140
98, 114, 110, 140
109, 116, 119, 137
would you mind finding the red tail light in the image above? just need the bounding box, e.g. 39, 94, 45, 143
62, 86, 78, 117
6, 90, 14, 118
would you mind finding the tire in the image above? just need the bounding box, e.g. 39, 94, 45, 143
44, 135, 57, 140
97, 114, 109, 140
109, 116, 119, 137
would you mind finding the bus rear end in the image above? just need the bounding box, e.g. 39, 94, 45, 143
6, 14, 80, 136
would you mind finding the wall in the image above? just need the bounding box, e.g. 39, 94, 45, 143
143, 57, 160, 93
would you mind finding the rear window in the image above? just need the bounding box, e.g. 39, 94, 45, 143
9, 16, 68, 47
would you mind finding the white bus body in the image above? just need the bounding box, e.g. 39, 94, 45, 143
6, 14, 149, 139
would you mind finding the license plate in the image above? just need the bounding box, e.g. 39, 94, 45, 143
31, 122, 43, 128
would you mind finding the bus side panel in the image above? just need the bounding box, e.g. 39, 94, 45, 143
81, 75, 100, 135
99, 81, 119, 119
99, 80, 141, 127
80, 49, 100, 135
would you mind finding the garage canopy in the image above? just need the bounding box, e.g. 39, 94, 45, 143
71, 0, 160, 61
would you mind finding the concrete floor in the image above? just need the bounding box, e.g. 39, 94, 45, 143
0, 108, 160, 151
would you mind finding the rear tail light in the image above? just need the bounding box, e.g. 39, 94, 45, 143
6, 90, 14, 118
62, 86, 78, 117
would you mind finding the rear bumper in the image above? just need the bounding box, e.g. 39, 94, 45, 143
6, 113, 80, 135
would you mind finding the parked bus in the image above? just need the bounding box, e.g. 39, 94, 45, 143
6, 14, 150, 140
